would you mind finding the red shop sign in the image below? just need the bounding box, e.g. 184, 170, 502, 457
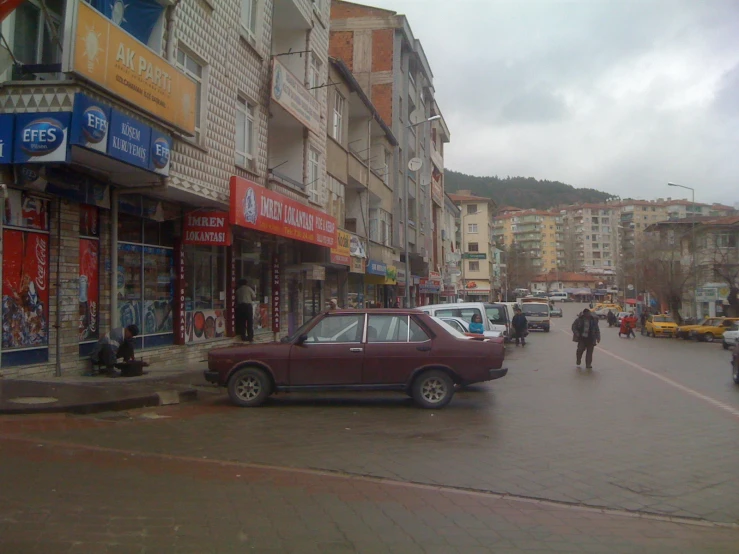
183, 211, 231, 246
229, 176, 337, 248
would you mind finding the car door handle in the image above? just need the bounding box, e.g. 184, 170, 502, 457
416, 345, 432, 352
349, 348, 363, 353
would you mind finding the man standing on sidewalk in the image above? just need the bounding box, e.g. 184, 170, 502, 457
572, 309, 600, 369
236, 279, 256, 342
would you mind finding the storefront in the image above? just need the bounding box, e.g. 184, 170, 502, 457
327, 229, 351, 309
117, 196, 178, 350
229, 176, 337, 336
365, 260, 398, 307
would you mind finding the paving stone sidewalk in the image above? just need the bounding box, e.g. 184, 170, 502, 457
1, 433, 738, 554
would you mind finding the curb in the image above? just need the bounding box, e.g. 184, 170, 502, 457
0, 388, 198, 416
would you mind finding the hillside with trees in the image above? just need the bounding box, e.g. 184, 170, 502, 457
445, 170, 613, 210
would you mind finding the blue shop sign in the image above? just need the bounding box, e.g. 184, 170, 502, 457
108, 110, 151, 170
70, 94, 111, 155
0, 114, 15, 164
148, 128, 171, 175
13, 112, 71, 164
367, 260, 387, 276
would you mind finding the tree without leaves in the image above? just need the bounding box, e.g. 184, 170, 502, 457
640, 230, 692, 324
502, 243, 538, 291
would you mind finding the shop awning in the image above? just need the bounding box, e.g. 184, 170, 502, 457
230, 176, 337, 249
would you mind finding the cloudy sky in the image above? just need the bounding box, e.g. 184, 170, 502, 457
364, 0, 739, 204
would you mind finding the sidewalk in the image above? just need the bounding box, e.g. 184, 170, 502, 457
0, 364, 209, 415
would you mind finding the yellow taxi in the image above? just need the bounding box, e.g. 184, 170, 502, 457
676, 318, 712, 339
644, 314, 678, 338
595, 303, 622, 312
687, 317, 739, 343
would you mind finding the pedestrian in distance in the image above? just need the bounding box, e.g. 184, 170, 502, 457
640, 310, 648, 335
236, 279, 256, 342
511, 306, 528, 347
469, 313, 485, 335
618, 316, 629, 338
607, 310, 617, 328
572, 309, 601, 369
626, 314, 637, 338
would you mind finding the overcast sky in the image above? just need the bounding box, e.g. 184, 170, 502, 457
363, 0, 739, 205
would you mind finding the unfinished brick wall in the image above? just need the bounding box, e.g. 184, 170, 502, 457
371, 83, 393, 125
329, 31, 354, 70
371, 29, 393, 72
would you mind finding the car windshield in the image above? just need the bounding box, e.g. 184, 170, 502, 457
432, 317, 469, 339
522, 304, 549, 317
653, 316, 674, 323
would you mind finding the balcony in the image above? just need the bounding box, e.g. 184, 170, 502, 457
347, 153, 369, 190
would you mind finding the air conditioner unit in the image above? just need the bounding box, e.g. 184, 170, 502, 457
441, 229, 447, 240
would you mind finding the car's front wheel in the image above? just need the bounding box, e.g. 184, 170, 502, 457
228, 367, 272, 407
703, 333, 715, 343
412, 369, 454, 409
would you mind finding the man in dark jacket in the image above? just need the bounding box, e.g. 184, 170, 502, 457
90, 325, 139, 375
511, 307, 528, 347
572, 309, 601, 369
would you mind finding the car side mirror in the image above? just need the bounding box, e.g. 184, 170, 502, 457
296, 334, 309, 346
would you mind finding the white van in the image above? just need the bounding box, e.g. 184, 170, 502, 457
518, 301, 551, 332
548, 291, 570, 302
419, 302, 511, 340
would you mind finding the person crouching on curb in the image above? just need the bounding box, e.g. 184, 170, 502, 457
572, 309, 601, 369
90, 325, 140, 376
511, 307, 528, 347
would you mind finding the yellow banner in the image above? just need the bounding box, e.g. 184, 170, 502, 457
69, 1, 196, 134
331, 229, 351, 258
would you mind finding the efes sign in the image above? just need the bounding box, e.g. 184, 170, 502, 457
13, 112, 71, 163
64, 0, 197, 135
70, 93, 172, 175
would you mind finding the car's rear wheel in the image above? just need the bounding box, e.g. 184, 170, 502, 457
703, 333, 715, 343
412, 370, 454, 409
228, 367, 272, 407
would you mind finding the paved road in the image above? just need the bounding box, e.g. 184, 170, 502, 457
2, 302, 739, 552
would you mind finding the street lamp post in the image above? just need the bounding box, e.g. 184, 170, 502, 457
668, 182, 697, 318
404, 114, 441, 308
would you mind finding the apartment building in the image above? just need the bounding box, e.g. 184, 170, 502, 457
329, 0, 449, 306
325, 57, 398, 309
493, 210, 564, 273
449, 192, 497, 302
0, 0, 336, 376
561, 204, 620, 272
441, 193, 461, 299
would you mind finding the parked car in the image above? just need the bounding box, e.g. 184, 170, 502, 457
675, 318, 712, 339
439, 316, 503, 339
419, 302, 511, 341
593, 307, 611, 320
550, 307, 563, 318
548, 291, 571, 302
519, 301, 551, 332
688, 317, 739, 343
206, 309, 508, 409
644, 314, 678, 338
722, 323, 739, 350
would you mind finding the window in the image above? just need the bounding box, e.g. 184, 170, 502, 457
309, 54, 322, 98
240, 0, 259, 41
10, 0, 64, 80
716, 233, 737, 248
307, 148, 320, 203
469, 261, 480, 272
467, 204, 478, 215
235, 97, 255, 167
468, 242, 479, 252
176, 48, 205, 142
185, 246, 226, 312
409, 319, 430, 342
369, 208, 392, 246
368, 315, 407, 342
332, 92, 344, 142
468, 223, 478, 234
305, 314, 364, 343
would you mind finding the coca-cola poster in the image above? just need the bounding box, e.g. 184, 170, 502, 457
79, 239, 99, 341
3, 190, 49, 231
2, 230, 49, 349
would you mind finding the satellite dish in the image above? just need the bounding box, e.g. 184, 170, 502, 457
408, 157, 423, 171
409, 110, 423, 125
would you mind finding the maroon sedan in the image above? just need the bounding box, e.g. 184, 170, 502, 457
206, 309, 507, 409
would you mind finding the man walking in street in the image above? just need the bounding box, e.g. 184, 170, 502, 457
572, 308, 601, 369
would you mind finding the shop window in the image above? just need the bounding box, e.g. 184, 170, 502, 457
1, 191, 50, 366
184, 246, 227, 343
117, 215, 174, 349
235, 237, 272, 336
79, 206, 100, 351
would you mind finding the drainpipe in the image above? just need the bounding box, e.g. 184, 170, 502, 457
55, 200, 62, 376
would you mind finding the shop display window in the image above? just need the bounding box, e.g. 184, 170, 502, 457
117, 213, 175, 349
235, 237, 271, 336
1, 191, 50, 366
184, 246, 228, 343
79, 205, 100, 347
